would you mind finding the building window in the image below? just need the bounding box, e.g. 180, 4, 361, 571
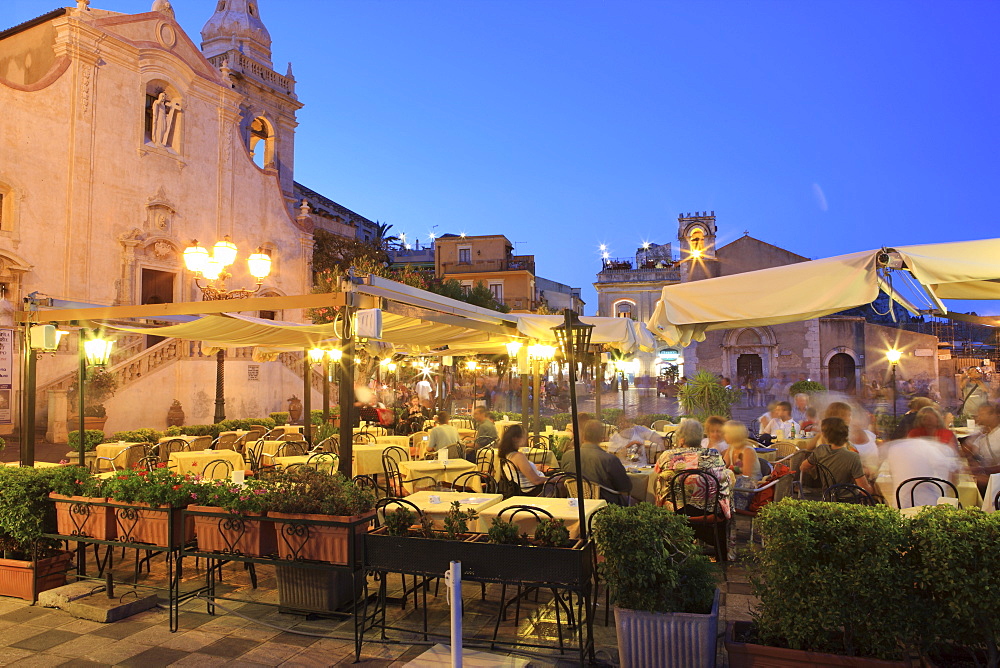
249, 117, 274, 168
458, 245, 472, 264
489, 282, 503, 301
460, 281, 473, 295
614, 300, 635, 319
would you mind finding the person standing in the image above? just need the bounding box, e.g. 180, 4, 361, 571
415, 376, 434, 408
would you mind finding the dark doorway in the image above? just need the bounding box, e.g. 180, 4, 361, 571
736, 354, 763, 385
141, 269, 174, 348
828, 353, 857, 394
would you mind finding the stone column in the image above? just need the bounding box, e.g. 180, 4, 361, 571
46, 388, 69, 445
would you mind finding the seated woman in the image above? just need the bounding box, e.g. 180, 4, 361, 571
498, 424, 549, 494
654, 419, 733, 518
399, 396, 428, 435
702, 415, 727, 453
907, 405, 958, 449
721, 421, 762, 482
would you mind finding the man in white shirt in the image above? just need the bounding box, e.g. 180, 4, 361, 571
970, 403, 1000, 467
763, 401, 799, 442
884, 438, 961, 508
791, 393, 810, 424
608, 415, 663, 466
415, 378, 434, 407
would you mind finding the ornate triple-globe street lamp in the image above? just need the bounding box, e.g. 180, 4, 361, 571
551, 309, 594, 540
184, 237, 272, 424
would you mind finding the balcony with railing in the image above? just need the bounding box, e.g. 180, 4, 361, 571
441, 255, 535, 275
596, 258, 681, 284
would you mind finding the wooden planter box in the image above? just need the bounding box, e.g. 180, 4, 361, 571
188, 506, 277, 558
111, 502, 194, 548
365, 529, 592, 587
269, 511, 375, 565
725, 622, 916, 668
50, 494, 117, 541
0, 551, 73, 601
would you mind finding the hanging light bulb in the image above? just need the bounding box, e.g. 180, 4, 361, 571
183, 242, 209, 273
212, 236, 238, 267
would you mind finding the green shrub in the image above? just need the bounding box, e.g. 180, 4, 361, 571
179, 424, 220, 438
109, 428, 164, 444
269, 412, 290, 426
164, 425, 183, 437
550, 413, 572, 430
68, 430, 104, 452
789, 380, 825, 396
677, 371, 741, 421
600, 408, 624, 424
384, 507, 415, 537
487, 516, 522, 545
635, 413, 676, 427
753, 500, 913, 660
534, 518, 571, 547
45, 465, 103, 498
0, 436, 6, 451
593, 503, 716, 614
0, 466, 58, 550
906, 506, 1000, 663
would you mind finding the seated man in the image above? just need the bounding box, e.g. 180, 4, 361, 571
560, 419, 631, 505
760, 401, 800, 444
799, 417, 873, 498
607, 415, 664, 466
466, 406, 498, 461
965, 403, 1000, 490
425, 411, 460, 458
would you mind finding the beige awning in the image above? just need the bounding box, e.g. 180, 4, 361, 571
647, 238, 1000, 346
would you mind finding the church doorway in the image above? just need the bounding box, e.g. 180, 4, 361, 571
828, 353, 857, 394
141, 268, 174, 348
736, 353, 763, 386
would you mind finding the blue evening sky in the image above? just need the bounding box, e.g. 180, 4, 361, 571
9, 0, 1000, 315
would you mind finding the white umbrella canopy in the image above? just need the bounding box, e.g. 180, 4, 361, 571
647, 238, 1000, 347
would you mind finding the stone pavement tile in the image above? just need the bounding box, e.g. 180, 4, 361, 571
725, 594, 756, 622
236, 642, 303, 666
156, 629, 226, 652
0, 649, 36, 667
54, 659, 112, 668
226, 623, 283, 642
268, 631, 319, 648
54, 618, 106, 634
47, 632, 119, 658
197, 613, 254, 634
223, 661, 271, 668
727, 581, 753, 595
89, 619, 157, 640
199, 636, 259, 658
175, 610, 219, 630
0, 623, 48, 648
79, 640, 154, 665
0, 599, 30, 616
0, 606, 67, 627
115, 646, 190, 668
277, 648, 344, 668
169, 654, 231, 667
124, 621, 184, 647
7, 652, 77, 668
337, 658, 392, 667
10, 629, 82, 652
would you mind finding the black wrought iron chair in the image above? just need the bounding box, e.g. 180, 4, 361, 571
372, 498, 432, 616
304, 452, 339, 473
823, 483, 876, 505
895, 476, 961, 509
313, 436, 340, 456
363, 424, 390, 438
668, 469, 728, 563
451, 471, 497, 494
274, 440, 308, 458
202, 459, 235, 479
432, 442, 463, 460
994, 489, 1000, 511
527, 434, 550, 450
475, 447, 497, 478
352, 474, 380, 497
158, 438, 190, 463
354, 432, 376, 444
498, 457, 538, 498
382, 448, 436, 497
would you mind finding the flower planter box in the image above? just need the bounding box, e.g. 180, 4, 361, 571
50, 494, 117, 541
275, 566, 364, 614
188, 506, 277, 558
615, 589, 720, 668
365, 529, 592, 587
111, 502, 194, 548
725, 622, 916, 668
0, 551, 73, 601
269, 511, 375, 565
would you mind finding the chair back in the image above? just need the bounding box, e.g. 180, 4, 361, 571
203, 459, 235, 479
352, 474, 380, 497
451, 471, 497, 494
247, 426, 268, 441
410, 431, 429, 458
773, 440, 800, 459
498, 457, 522, 498
314, 436, 340, 456
498, 504, 555, 524
275, 440, 308, 457
305, 452, 339, 473
823, 483, 875, 505
895, 476, 961, 509
135, 455, 160, 472
758, 457, 773, 478
995, 489, 1000, 512
213, 433, 239, 451
363, 424, 389, 437
437, 442, 463, 460
278, 433, 306, 442
382, 445, 409, 464
159, 438, 190, 463
381, 451, 406, 497
668, 469, 722, 517
188, 435, 212, 450
805, 459, 837, 491
651, 420, 671, 432
374, 497, 424, 529
602, 424, 616, 441
475, 447, 496, 477
354, 432, 375, 444
527, 434, 550, 450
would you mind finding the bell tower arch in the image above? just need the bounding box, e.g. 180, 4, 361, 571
677, 211, 719, 281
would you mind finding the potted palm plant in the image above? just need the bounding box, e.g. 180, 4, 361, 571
677, 370, 741, 421
593, 503, 720, 668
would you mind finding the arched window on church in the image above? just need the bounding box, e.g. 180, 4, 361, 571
614, 300, 635, 320
688, 227, 705, 251
736, 329, 761, 346
249, 117, 275, 168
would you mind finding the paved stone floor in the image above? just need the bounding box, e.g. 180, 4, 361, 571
0, 519, 758, 667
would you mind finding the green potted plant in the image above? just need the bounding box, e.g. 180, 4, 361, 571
788, 380, 825, 397
188, 479, 277, 558
593, 503, 720, 668
726, 500, 915, 667
46, 465, 116, 541
0, 466, 73, 600
102, 467, 202, 547
67, 368, 118, 431
66, 429, 105, 469
677, 370, 741, 421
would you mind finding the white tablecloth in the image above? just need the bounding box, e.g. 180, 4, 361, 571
876, 462, 982, 509
982, 472, 1000, 512
626, 467, 657, 503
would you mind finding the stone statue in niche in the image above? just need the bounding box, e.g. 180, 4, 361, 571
151, 93, 181, 148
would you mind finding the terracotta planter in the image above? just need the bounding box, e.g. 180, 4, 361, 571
725, 622, 916, 668
269, 511, 375, 565
615, 589, 720, 668
112, 501, 194, 548
50, 494, 117, 540
0, 551, 72, 601
189, 506, 277, 558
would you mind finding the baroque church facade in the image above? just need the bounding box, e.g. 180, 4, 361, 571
594, 213, 940, 403
0, 0, 344, 437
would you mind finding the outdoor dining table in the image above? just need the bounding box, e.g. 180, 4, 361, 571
396, 491, 504, 527
875, 462, 982, 509
625, 465, 657, 503
272, 454, 338, 472
157, 434, 199, 444
3, 461, 62, 468
354, 443, 405, 476
94, 442, 145, 471
754, 447, 778, 463
477, 496, 606, 538
245, 440, 305, 461
397, 459, 477, 493
373, 435, 410, 448
168, 450, 245, 479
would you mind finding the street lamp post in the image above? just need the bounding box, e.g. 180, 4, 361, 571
886, 348, 902, 425
78, 330, 114, 468
310, 347, 343, 426
183, 237, 272, 424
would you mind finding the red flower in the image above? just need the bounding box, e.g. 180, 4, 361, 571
172, 485, 181, 490
157, 462, 167, 469
138, 470, 148, 476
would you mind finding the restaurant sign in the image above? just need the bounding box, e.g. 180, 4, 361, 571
0, 329, 11, 424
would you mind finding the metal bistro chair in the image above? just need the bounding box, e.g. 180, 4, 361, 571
451, 471, 497, 495
793, 459, 836, 500
527, 434, 550, 451
475, 445, 497, 478
372, 497, 438, 622
97, 443, 149, 472
352, 474, 380, 497
313, 436, 340, 456
188, 435, 212, 450
158, 438, 190, 463
993, 488, 999, 511
668, 469, 728, 563
202, 459, 236, 480
895, 477, 961, 509
304, 451, 339, 473
354, 432, 376, 444
410, 431, 429, 459
382, 447, 435, 497
363, 424, 390, 438
274, 440, 308, 458
452, 416, 475, 431
212, 433, 240, 451
498, 457, 536, 498
433, 442, 463, 461
651, 420, 672, 432
823, 483, 876, 505
490, 504, 574, 653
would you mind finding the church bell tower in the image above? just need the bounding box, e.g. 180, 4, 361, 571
201, 0, 302, 209
677, 211, 719, 282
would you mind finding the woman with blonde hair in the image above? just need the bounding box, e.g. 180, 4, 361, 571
721, 421, 762, 482
907, 405, 957, 448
